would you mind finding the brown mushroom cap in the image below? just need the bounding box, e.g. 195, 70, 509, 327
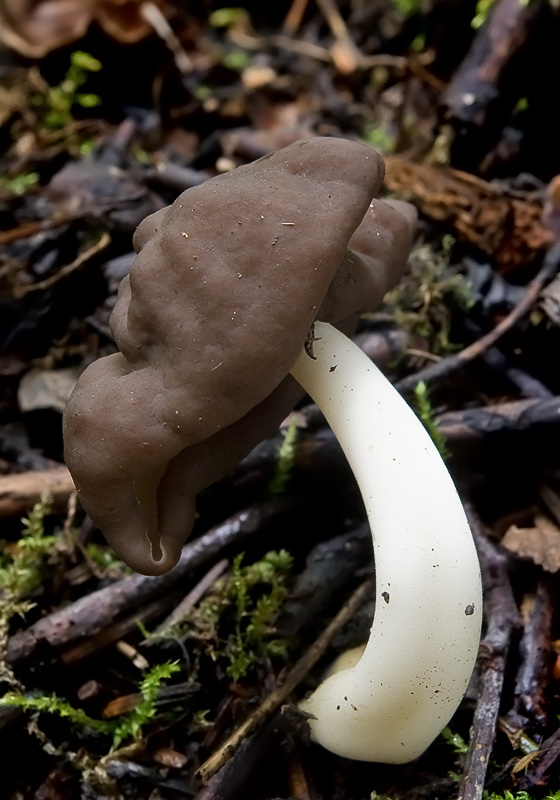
63, 138, 416, 575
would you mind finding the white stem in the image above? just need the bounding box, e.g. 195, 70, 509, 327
289, 322, 482, 764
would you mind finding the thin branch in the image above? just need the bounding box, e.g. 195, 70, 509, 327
458, 504, 521, 800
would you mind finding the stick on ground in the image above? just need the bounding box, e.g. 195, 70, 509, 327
458, 504, 521, 800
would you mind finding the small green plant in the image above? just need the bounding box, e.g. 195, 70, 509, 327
440, 724, 468, 754
0, 493, 62, 689
0, 493, 58, 599
35, 51, 102, 130
0, 660, 181, 750
165, 550, 293, 682
208, 7, 250, 29
0, 171, 39, 196
391, 0, 423, 17
485, 792, 560, 800
411, 32, 427, 52
414, 381, 450, 460
514, 97, 529, 114
471, 0, 497, 28
268, 418, 299, 495
84, 542, 130, 579
110, 661, 181, 748
0, 692, 114, 735
222, 50, 252, 71
193, 84, 213, 101
363, 125, 396, 155
382, 236, 474, 355
472, 0, 531, 29
227, 550, 292, 680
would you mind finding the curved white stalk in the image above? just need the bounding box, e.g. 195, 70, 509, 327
289, 321, 482, 764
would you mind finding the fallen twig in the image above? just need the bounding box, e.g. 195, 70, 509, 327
479, 347, 553, 400
458, 504, 521, 800
438, 395, 560, 446
313, 0, 362, 73
0, 465, 75, 517
15, 231, 111, 297
194, 712, 290, 800
507, 579, 555, 727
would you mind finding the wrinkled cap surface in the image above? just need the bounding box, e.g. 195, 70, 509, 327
63, 138, 416, 574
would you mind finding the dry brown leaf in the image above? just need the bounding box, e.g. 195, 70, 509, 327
384, 157, 554, 272
502, 513, 560, 572
0, 0, 167, 58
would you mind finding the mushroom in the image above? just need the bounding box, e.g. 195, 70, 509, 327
63, 137, 414, 575
293, 322, 482, 762
63, 137, 482, 762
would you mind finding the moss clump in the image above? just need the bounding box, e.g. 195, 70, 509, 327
383, 236, 474, 355
0, 660, 181, 750
158, 549, 294, 682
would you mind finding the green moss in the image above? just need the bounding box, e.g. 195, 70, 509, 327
0, 492, 58, 599
363, 126, 396, 155
414, 380, 450, 460
440, 724, 468, 754
268, 417, 299, 495
0, 172, 39, 196
383, 236, 474, 355
391, 0, 423, 18
471, 0, 497, 29
111, 661, 181, 748
158, 550, 294, 682
34, 50, 102, 130
0, 661, 181, 750
485, 792, 560, 800
227, 550, 293, 680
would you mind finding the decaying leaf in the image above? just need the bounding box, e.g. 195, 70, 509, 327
0, 0, 167, 58
385, 157, 554, 272
502, 513, 560, 572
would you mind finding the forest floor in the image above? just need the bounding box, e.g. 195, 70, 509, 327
1, 1, 560, 799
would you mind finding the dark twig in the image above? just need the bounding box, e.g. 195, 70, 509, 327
437, 396, 560, 445
442, 0, 540, 127
144, 162, 213, 192
396, 244, 560, 396
194, 712, 289, 800
458, 504, 521, 800
0, 466, 75, 517
480, 347, 553, 400
507, 578, 555, 727
276, 523, 371, 639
